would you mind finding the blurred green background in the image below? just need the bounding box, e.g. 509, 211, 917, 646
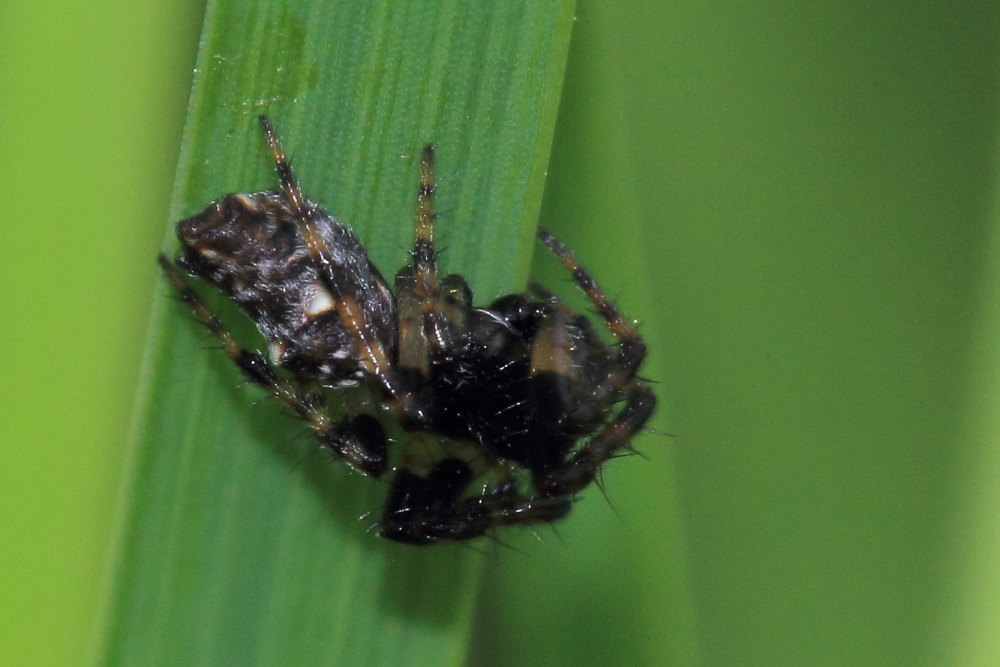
4, 1, 1000, 665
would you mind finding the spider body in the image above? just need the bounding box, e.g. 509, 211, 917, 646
159, 116, 655, 544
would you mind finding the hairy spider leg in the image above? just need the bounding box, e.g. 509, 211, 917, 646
532, 229, 656, 494
158, 254, 388, 476
535, 229, 648, 407
545, 382, 656, 496
409, 144, 453, 353
379, 459, 573, 544
395, 145, 471, 414
257, 115, 399, 404
522, 295, 657, 497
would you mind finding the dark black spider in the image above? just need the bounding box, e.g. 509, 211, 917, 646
158, 116, 656, 545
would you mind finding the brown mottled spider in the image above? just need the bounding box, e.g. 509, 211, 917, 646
158, 116, 655, 544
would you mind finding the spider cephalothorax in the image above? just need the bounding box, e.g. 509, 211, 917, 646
159, 116, 656, 544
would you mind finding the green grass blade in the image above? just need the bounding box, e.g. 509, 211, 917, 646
93, 2, 575, 664
468, 4, 699, 664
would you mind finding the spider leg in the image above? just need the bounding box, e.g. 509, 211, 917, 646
521, 284, 657, 494
394, 145, 471, 416
378, 381, 655, 542
536, 229, 646, 369
409, 144, 454, 352
257, 115, 399, 404
395, 269, 471, 378
158, 254, 387, 476
378, 458, 572, 544
536, 229, 648, 410
394, 145, 461, 357
542, 383, 656, 496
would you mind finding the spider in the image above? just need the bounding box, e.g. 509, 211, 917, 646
158, 116, 656, 544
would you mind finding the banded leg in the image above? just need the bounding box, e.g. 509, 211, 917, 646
536, 229, 648, 411
257, 115, 398, 402
529, 235, 657, 493
159, 254, 387, 476
408, 144, 454, 352
395, 145, 470, 396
